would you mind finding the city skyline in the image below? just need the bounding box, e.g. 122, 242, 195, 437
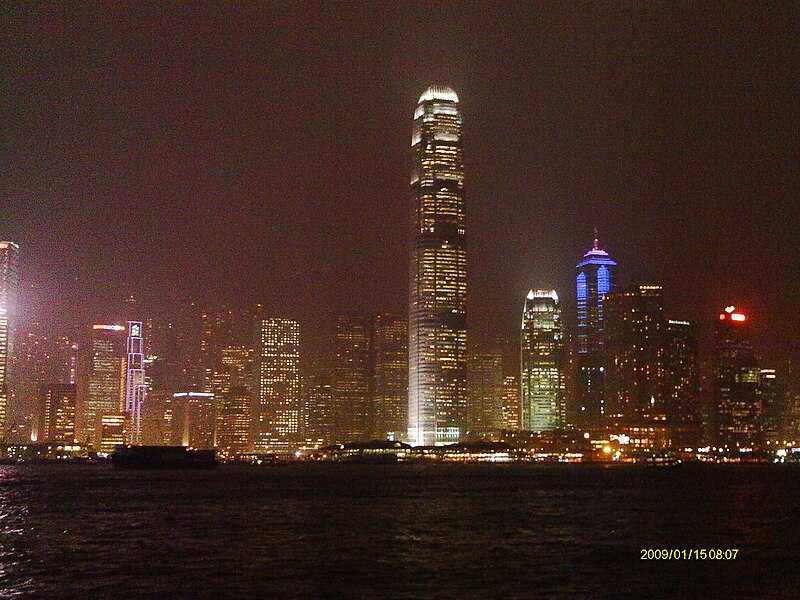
3, 4, 797, 373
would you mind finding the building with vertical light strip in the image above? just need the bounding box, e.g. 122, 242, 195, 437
125, 321, 146, 443
257, 319, 301, 453
0, 241, 19, 435
574, 237, 617, 428
408, 85, 467, 446
521, 290, 565, 432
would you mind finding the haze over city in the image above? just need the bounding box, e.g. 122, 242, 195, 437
4, 3, 798, 369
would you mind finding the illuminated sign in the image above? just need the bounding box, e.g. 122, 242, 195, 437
93, 325, 125, 331
130, 323, 141, 337
730, 313, 746, 322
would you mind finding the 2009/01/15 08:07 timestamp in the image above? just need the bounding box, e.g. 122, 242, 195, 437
641, 549, 739, 560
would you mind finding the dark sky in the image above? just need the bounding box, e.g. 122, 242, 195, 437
3, 3, 799, 367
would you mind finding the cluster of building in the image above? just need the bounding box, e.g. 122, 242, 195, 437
0, 87, 797, 462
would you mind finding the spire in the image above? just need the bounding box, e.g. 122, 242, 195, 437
593, 227, 599, 251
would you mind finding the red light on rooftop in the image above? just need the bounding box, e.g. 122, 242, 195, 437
719, 314, 726, 320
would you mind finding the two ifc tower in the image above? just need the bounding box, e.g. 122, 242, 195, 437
407, 86, 609, 445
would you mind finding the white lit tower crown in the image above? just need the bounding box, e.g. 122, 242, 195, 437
408, 86, 467, 446
125, 321, 146, 443
0, 241, 19, 434
520, 290, 565, 432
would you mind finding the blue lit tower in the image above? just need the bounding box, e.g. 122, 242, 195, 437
408, 86, 467, 446
574, 236, 618, 427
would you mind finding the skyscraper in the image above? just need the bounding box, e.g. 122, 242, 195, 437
332, 314, 373, 442
467, 347, 504, 433
408, 85, 467, 446
257, 319, 301, 453
714, 306, 760, 449
37, 383, 77, 443
603, 285, 667, 424
0, 241, 19, 434
217, 386, 252, 458
520, 290, 565, 432
81, 324, 126, 447
574, 237, 618, 428
125, 321, 146, 443
665, 320, 701, 447
372, 312, 408, 440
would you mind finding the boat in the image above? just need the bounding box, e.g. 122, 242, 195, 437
643, 452, 682, 468
111, 445, 218, 469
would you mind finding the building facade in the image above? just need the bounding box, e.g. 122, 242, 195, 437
520, 290, 565, 432
257, 319, 301, 452
372, 313, 408, 441
603, 285, 667, 424
0, 241, 19, 434
332, 315, 373, 442
714, 306, 761, 449
37, 383, 77, 444
467, 347, 504, 434
408, 85, 467, 446
82, 325, 126, 447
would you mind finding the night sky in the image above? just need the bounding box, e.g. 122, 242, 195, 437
3, 3, 799, 366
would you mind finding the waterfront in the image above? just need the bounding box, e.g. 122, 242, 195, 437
1, 463, 798, 598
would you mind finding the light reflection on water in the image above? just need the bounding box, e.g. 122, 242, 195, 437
0, 463, 798, 598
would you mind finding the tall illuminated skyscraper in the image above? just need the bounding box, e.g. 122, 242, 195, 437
0, 241, 20, 434
520, 290, 565, 432
125, 321, 146, 443
408, 85, 467, 446
373, 312, 408, 441
574, 237, 617, 428
714, 306, 760, 449
257, 319, 301, 452
82, 324, 126, 447
603, 285, 667, 424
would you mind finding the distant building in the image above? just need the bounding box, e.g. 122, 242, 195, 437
603, 285, 667, 424
759, 368, 784, 444
125, 321, 146, 443
409, 86, 467, 446
501, 374, 521, 430
37, 383, 77, 444
520, 290, 565, 432
186, 392, 215, 449
332, 315, 373, 442
257, 319, 301, 452
95, 413, 127, 455
467, 348, 504, 433
574, 237, 617, 428
665, 320, 701, 447
217, 386, 251, 457
372, 313, 408, 440
304, 357, 334, 446
714, 306, 760, 449
0, 241, 19, 434
82, 325, 126, 447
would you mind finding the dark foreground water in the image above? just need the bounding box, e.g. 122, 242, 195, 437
1, 463, 799, 599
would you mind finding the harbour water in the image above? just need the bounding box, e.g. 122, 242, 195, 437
1, 463, 798, 598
